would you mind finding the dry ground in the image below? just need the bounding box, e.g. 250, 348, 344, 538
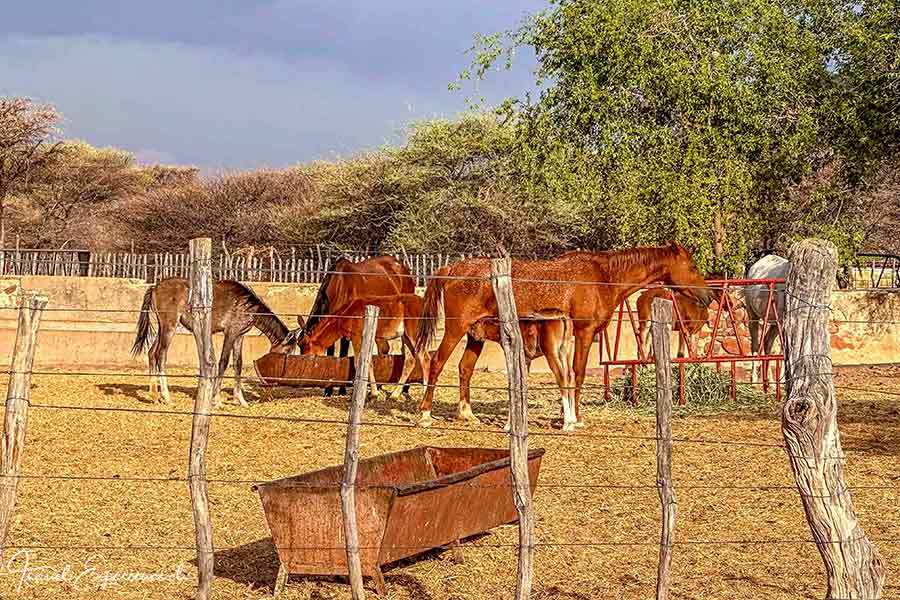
1, 364, 899, 599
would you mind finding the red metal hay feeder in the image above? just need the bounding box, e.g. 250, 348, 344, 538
253, 352, 408, 389
252, 446, 544, 595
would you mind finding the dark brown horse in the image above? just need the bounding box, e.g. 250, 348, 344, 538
132, 278, 292, 406
296, 294, 430, 401
302, 255, 415, 395
415, 243, 714, 427
637, 287, 709, 358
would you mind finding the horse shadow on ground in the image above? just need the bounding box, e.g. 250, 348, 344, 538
207, 536, 477, 598
96, 382, 195, 404
313, 383, 543, 430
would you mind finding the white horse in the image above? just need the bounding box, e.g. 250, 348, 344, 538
743, 254, 788, 383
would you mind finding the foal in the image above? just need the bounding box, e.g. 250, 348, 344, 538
296, 294, 430, 402
636, 288, 709, 358
458, 313, 577, 430
132, 278, 293, 406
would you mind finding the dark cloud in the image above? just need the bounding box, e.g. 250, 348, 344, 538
0, 1, 543, 167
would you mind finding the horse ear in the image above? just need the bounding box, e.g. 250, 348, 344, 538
296, 314, 306, 328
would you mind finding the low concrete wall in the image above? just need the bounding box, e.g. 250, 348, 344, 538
1, 277, 899, 374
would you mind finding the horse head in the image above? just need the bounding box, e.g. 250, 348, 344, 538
664, 243, 715, 308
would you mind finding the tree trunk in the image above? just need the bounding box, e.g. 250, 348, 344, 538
782, 239, 884, 599
712, 206, 725, 267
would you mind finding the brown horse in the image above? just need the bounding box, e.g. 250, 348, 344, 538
637, 287, 709, 358
415, 243, 714, 426
132, 278, 293, 406
302, 255, 415, 395
296, 294, 430, 401
459, 314, 576, 430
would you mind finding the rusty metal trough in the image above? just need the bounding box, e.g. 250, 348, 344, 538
253, 446, 544, 595
253, 351, 407, 388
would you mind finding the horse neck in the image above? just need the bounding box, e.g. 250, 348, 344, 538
609, 261, 671, 306
251, 313, 290, 348
305, 317, 342, 352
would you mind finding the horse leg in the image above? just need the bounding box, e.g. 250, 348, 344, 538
419, 324, 466, 428
375, 339, 391, 395
571, 328, 595, 427
677, 332, 685, 358
539, 322, 577, 432
458, 336, 484, 424
391, 335, 417, 402
232, 335, 248, 407
156, 326, 177, 405
215, 333, 237, 409
748, 314, 760, 384
323, 343, 336, 397
337, 337, 351, 396
763, 324, 780, 383
148, 332, 161, 402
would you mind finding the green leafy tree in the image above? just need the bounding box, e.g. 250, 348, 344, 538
461, 0, 899, 272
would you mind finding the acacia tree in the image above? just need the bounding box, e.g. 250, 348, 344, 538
0, 98, 62, 251
463, 0, 898, 272
20, 143, 150, 247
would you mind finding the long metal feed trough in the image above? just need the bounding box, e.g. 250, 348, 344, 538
253, 446, 545, 595
253, 351, 407, 388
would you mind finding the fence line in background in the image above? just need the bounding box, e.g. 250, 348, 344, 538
0, 245, 467, 286
3, 244, 899, 290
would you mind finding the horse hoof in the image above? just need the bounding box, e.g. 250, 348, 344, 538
417, 412, 433, 428
562, 422, 577, 432
502, 421, 511, 433
575, 420, 586, 429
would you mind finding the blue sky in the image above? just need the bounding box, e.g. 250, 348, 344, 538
0, 1, 543, 169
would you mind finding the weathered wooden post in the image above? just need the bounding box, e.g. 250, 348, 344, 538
490, 257, 534, 600
782, 239, 884, 598
0, 291, 47, 557
188, 238, 216, 600
340, 305, 380, 599
651, 298, 677, 600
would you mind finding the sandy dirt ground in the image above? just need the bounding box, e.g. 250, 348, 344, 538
1, 364, 899, 599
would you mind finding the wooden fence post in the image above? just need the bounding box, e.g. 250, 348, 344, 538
0, 292, 47, 557
341, 305, 380, 599
782, 239, 884, 598
651, 298, 677, 600
490, 257, 534, 600
188, 238, 216, 600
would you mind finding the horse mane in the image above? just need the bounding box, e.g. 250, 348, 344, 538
221, 281, 290, 344
602, 244, 681, 274
305, 255, 352, 333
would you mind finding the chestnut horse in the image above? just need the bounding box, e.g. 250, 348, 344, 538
462, 314, 576, 430
132, 278, 293, 406
637, 287, 709, 358
296, 294, 430, 401
303, 255, 415, 395
415, 243, 714, 427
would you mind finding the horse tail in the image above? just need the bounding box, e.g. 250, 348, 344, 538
131, 286, 156, 357
415, 266, 449, 353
